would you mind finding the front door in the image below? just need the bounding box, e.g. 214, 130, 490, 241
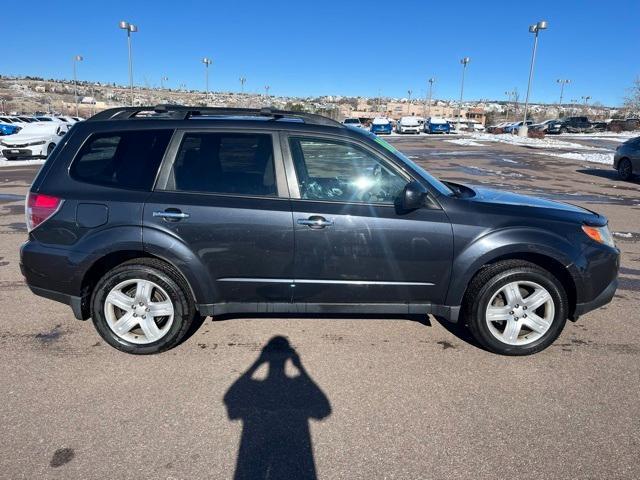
144, 130, 294, 304
283, 134, 453, 306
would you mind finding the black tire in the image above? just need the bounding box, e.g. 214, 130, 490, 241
560, 127, 568, 134
617, 158, 634, 181
47, 143, 55, 156
462, 260, 568, 356
91, 258, 197, 354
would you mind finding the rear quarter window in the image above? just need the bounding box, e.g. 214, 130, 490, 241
71, 129, 172, 190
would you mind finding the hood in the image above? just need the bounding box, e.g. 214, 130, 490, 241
470, 186, 593, 215
1, 133, 53, 144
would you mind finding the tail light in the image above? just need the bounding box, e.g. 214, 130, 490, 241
25, 192, 62, 232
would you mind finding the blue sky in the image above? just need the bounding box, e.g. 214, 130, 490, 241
4, 0, 639, 106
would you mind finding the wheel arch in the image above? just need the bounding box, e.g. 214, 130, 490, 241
462, 252, 578, 320
445, 229, 581, 320
79, 249, 205, 320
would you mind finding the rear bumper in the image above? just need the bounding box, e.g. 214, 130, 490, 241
20, 240, 93, 320
573, 277, 618, 319
27, 284, 85, 320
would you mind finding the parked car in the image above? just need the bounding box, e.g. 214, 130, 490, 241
342, 118, 364, 129
0, 122, 67, 160
20, 105, 619, 356
486, 122, 512, 134
370, 117, 392, 135
608, 118, 640, 132
425, 117, 450, 134
529, 119, 557, 133
0, 123, 21, 136
547, 116, 595, 134
503, 120, 534, 134
613, 136, 640, 180
396, 116, 421, 134
0, 116, 17, 124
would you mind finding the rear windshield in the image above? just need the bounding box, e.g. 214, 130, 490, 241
71, 130, 172, 190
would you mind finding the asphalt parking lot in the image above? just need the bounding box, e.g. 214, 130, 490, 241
1, 134, 639, 479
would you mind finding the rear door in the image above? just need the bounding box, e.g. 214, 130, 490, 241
144, 129, 294, 304
282, 132, 453, 306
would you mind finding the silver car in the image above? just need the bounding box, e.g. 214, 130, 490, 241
613, 136, 640, 180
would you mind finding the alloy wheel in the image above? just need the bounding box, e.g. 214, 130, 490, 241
104, 278, 175, 344
485, 280, 555, 346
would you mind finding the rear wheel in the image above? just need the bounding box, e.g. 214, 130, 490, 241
47, 143, 55, 156
91, 258, 197, 354
462, 260, 568, 355
617, 158, 633, 180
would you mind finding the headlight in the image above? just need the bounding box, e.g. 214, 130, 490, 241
0, 141, 8, 147
582, 224, 615, 248
27, 140, 46, 146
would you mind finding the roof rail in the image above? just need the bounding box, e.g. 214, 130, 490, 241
86, 105, 343, 127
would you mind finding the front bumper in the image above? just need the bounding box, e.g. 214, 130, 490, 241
574, 277, 618, 318
1, 144, 46, 158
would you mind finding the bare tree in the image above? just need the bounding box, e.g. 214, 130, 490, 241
623, 77, 640, 116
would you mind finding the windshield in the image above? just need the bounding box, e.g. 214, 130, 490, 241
344, 119, 360, 124
370, 134, 454, 196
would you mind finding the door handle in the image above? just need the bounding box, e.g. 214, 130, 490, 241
153, 209, 190, 221
297, 216, 334, 229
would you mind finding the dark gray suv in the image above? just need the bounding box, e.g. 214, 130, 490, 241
20, 106, 619, 355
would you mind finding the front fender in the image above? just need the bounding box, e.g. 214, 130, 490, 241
445, 227, 579, 307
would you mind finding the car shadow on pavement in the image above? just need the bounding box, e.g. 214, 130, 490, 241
576, 168, 639, 183
223, 335, 331, 480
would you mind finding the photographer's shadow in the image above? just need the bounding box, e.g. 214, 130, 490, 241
224, 336, 331, 480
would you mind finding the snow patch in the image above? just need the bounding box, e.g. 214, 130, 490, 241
0, 159, 46, 167
537, 151, 615, 165
445, 138, 485, 147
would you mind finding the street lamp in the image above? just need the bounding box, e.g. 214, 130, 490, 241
202, 57, 213, 102
407, 89, 413, 114
73, 55, 83, 117
426, 78, 435, 118
264, 85, 270, 99
161, 76, 168, 89
239, 76, 246, 93
581, 95, 591, 115
119, 21, 138, 106
519, 20, 548, 137
557, 79, 570, 106
456, 57, 470, 131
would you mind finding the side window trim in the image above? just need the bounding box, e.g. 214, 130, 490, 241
281, 132, 410, 203
154, 129, 290, 199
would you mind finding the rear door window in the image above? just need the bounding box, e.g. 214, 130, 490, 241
162, 132, 277, 197
71, 129, 172, 190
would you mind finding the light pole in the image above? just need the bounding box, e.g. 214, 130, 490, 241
407, 90, 413, 114
426, 78, 435, 118
456, 57, 470, 131
160, 76, 168, 89
239, 76, 246, 93
581, 95, 591, 115
519, 20, 548, 137
557, 79, 570, 106
202, 57, 213, 103
73, 55, 83, 117
264, 85, 270, 100
119, 21, 138, 106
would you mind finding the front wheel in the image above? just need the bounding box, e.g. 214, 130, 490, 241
617, 158, 634, 181
91, 258, 198, 354
47, 143, 55, 157
462, 260, 568, 355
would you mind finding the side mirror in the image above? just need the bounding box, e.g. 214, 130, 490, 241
401, 180, 428, 210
